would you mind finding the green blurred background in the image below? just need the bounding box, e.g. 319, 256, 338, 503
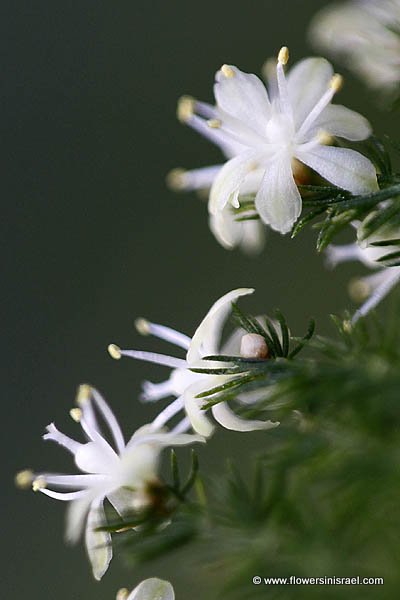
3, 0, 398, 597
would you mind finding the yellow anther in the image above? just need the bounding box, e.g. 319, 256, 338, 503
330, 73, 343, 92
135, 317, 151, 336
76, 384, 91, 406
108, 343, 122, 360
177, 95, 195, 123
261, 58, 276, 81
32, 477, 47, 492
207, 119, 222, 129
70, 407, 82, 422
349, 278, 370, 302
15, 469, 34, 490
116, 589, 129, 600
166, 168, 187, 191
221, 64, 235, 78
278, 46, 289, 65
317, 130, 334, 145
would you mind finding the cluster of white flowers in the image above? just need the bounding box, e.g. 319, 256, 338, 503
310, 0, 400, 96
168, 46, 377, 251
16, 288, 279, 588
16, 6, 400, 595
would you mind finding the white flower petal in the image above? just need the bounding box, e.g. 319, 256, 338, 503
74, 438, 119, 474
209, 151, 261, 214
286, 58, 334, 128
85, 499, 112, 581
296, 145, 378, 194
65, 493, 95, 544
255, 154, 302, 234
187, 288, 254, 364
180, 380, 216, 437
211, 401, 280, 432
209, 206, 266, 254
108, 487, 137, 516
214, 65, 271, 131
312, 104, 372, 141
127, 578, 175, 600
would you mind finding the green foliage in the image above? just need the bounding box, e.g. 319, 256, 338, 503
104, 303, 400, 599
234, 136, 400, 258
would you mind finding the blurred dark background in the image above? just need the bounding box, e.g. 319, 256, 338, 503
3, 1, 398, 598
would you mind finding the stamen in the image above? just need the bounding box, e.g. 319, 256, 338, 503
276, 46, 293, 120
15, 469, 34, 489
69, 408, 82, 422
221, 64, 235, 78
76, 384, 92, 406
91, 387, 125, 453
296, 76, 343, 139
117, 348, 188, 369
207, 119, 222, 129
116, 589, 129, 600
317, 130, 334, 145
278, 46, 289, 65
141, 379, 174, 403
135, 319, 191, 350
108, 343, 122, 360
349, 278, 370, 302
177, 95, 195, 123
135, 317, 151, 335
330, 73, 343, 92
166, 168, 187, 191
171, 416, 191, 434
150, 396, 185, 430
32, 477, 47, 492
352, 269, 400, 323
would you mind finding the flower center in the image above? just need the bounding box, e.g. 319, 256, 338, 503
265, 114, 294, 148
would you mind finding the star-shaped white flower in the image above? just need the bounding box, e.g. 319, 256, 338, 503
172, 47, 377, 243
116, 578, 174, 600
108, 289, 279, 438
326, 223, 400, 322
28, 385, 203, 580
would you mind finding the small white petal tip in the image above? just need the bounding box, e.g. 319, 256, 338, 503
32, 477, 47, 492
15, 469, 34, 489
177, 95, 195, 123
116, 588, 129, 600
278, 46, 289, 65
69, 407, 82, 422
221, 64, 235, 78
108, 343, 122, 360
240, 333, 269, 359
166, 168, 187, 191
76, 383, 91, 406
329, 73, 343, 92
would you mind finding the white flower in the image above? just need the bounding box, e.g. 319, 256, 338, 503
108, 288, 279, 438
310, 0, 400, 95
116, 578, 174, 600
326, 223, 400, 322
30, 385, 203, 580
171, 47, 377, 241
